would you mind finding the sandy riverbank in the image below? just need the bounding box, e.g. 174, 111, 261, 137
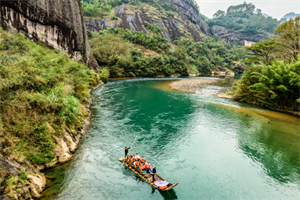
168, 78, 300, 116
170, 79, 219, 93
169, 78, 234, 99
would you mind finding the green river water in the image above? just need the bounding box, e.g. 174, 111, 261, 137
42, 77, 300, 200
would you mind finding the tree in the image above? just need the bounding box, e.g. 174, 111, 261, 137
245, 3, 255, 13
90, 34, 131, 66
245, 39, 279, 64
213, 10, 225, 18
256, 9, 262, 15
234, 59, 300, 111
275, 16, 300, 63
241, 23, 258, 34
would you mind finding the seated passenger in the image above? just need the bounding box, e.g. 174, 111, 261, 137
136, 153, 140, 161
141, 163, 145, 170
134, 161, 139, 168
145, 162, 150, 171
129, 156, 134, 163
141, 156, 145, 163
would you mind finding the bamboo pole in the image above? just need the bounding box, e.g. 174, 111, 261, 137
121, 136, 137, 167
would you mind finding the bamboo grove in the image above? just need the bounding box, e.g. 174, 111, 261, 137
233, 17, 300, 112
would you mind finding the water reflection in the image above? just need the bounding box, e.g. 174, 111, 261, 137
237, 115, 300, 184
158, 189, 178, 199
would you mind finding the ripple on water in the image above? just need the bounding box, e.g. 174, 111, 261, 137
42, 78, 300, 200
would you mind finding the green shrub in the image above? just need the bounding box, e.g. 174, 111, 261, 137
110, 15, 119, 21
234, 59, 300, 111
165, 11, 174, 17
152, 16, 160, 21
19, 171, 27, 180
99, 67, 110, 83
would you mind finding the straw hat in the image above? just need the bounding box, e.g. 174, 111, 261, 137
152, 164, 155, 167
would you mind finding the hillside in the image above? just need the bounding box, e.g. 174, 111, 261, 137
206, 2, 279, 45
83, 0, 210, 43
81, 0, 248, 77
82, 1, 282, 47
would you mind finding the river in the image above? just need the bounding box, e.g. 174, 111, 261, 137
42, 77, 300, 199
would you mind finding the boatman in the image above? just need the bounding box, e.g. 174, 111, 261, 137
152, 164, 156, 183
125, 147, 131, 158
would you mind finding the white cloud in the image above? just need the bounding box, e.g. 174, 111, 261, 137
196, 0, 299, 20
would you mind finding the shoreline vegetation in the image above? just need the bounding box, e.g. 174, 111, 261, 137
167, 78, 300, 116
0, 29, 108, 199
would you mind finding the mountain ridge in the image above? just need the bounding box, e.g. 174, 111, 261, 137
281, 12, 300, 21
83, 1, 278, 46
84, 0, 210, 43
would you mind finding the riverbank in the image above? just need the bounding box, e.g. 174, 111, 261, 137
168, 78, 300, 117
170, 79, 220, 93
0, 29, 107, 200
168, 78, 236, 97
0, 81, 105, 200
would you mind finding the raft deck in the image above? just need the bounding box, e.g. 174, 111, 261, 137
119, 157, 179, 191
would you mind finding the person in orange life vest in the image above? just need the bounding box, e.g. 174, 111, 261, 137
129, 156, 134, 163
134, 161, 139, 168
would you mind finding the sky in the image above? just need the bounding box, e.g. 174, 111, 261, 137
195, 0, 300, 20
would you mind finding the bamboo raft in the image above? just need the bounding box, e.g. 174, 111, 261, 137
119, 157, 179, 191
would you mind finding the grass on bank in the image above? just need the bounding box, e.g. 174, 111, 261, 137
0, 28, 104, 165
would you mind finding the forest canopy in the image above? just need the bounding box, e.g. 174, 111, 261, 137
80, 0, 199, 19
207, 2, 280, 35
88, 28, 246, 78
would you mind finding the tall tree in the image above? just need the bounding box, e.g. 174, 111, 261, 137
275, 16, 300, 63
90, 34, 131, 66
245, 39, 279, 64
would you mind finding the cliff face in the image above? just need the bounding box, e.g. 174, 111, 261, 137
211, 25, 269, 46
85, 1, 210, 42
0, 0, 99, 72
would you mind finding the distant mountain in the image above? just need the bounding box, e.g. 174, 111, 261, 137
281, 12, 300, 21
207, 2, 280, 36
262, 13, 269, 18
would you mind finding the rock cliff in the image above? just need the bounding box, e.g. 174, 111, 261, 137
211, 25, 269, 46
84, 0, 210, 42
0, 0, 99, 72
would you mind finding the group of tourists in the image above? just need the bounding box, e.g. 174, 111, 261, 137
124, 147, 156, 182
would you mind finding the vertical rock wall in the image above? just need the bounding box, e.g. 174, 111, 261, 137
0, 0, 99, 72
